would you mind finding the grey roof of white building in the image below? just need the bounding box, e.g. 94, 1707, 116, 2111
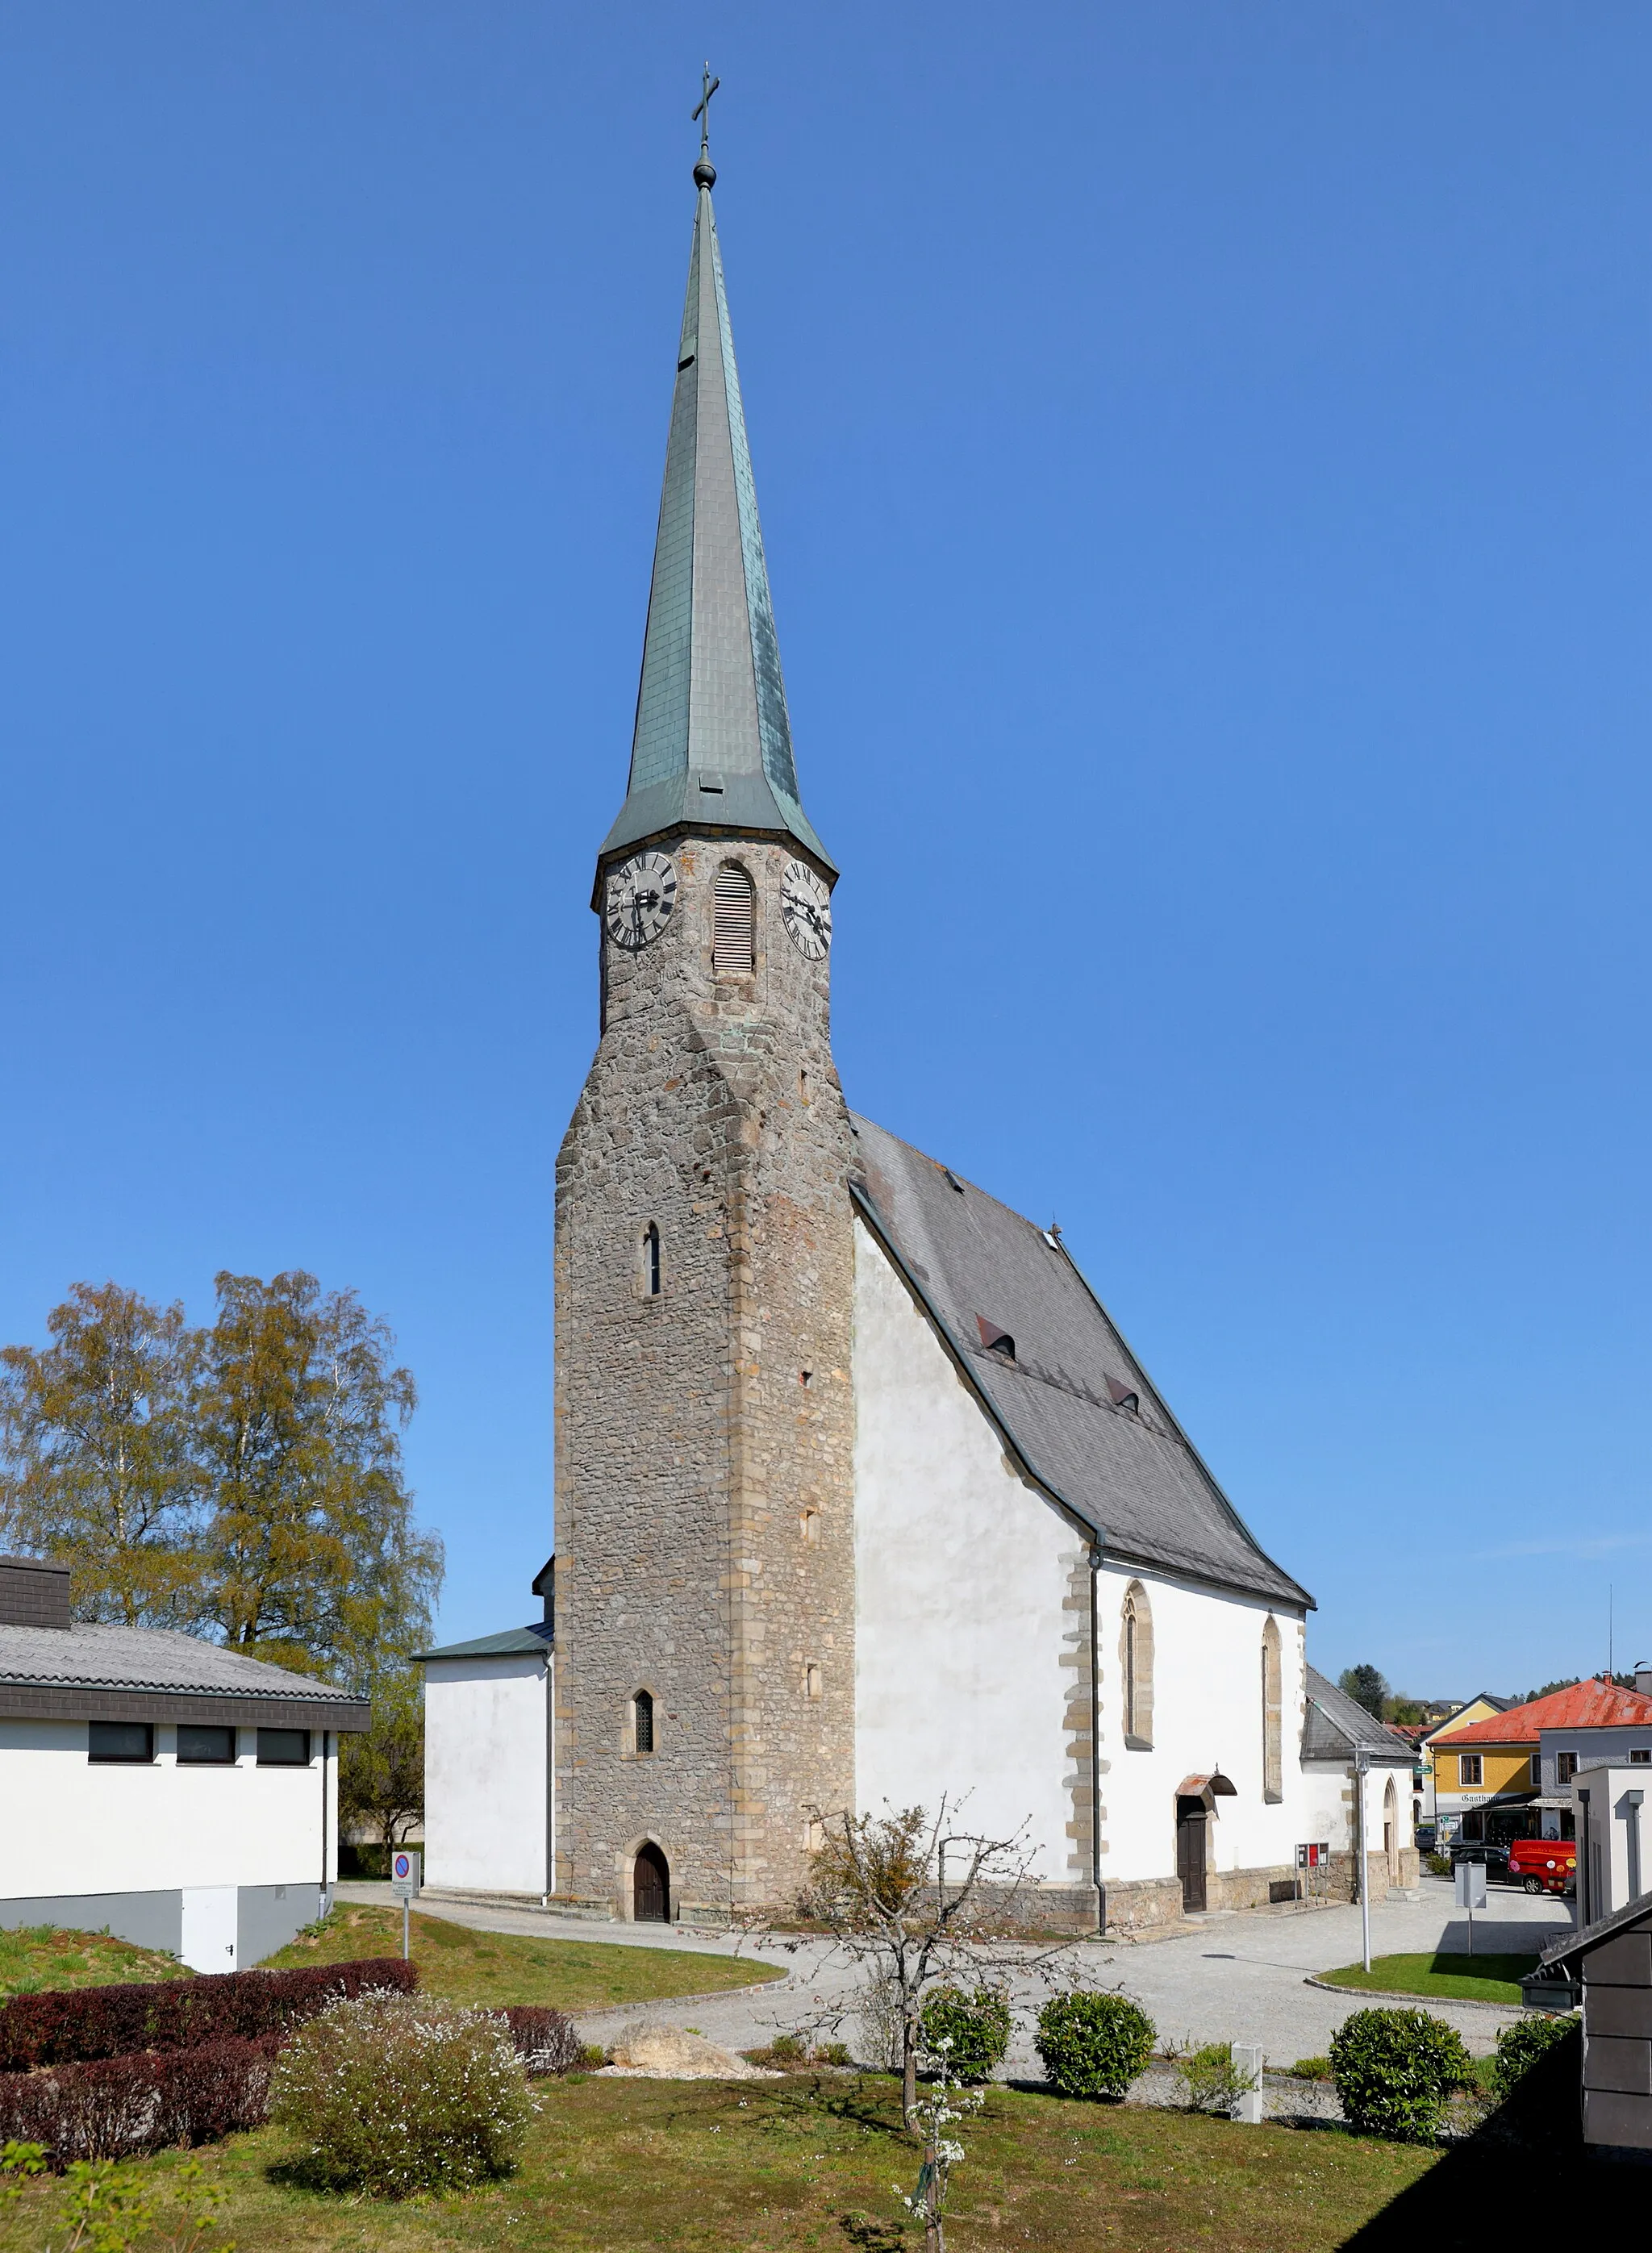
0, 1622, 369, 1727
1302, 1666, 1415, 1763
849, 1116, 1313, 1610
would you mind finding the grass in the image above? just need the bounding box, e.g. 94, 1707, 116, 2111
261, 1903, 785, 2012
1319, 1952, 1537, 2006
0, 2072, 1446, 2251
0, 1924, 187, 1999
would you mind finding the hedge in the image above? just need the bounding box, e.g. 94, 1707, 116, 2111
0, 2036, 278, 2167
0, 1957, 417, 2072
497, 2006, 582, 2078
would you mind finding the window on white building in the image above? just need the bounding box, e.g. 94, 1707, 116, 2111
89, 1723, 152, 1764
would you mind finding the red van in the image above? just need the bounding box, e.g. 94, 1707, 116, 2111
1507, 1838, 1575, 1896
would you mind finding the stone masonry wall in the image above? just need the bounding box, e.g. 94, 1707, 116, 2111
554, 835, 857, 1920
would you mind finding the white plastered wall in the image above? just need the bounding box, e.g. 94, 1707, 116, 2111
853, 1223, 1082, 1880
423, 1653, 550, 1896
0, 1722, 330, 1896
1095, 1563, 1309, 1884
854, 1217, 1316, 1892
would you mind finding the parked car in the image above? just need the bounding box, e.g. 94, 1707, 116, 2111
1450, 1839, 1512, 1884
1414, 1822, 1438, 1855
1507, 1838, 1576, 1896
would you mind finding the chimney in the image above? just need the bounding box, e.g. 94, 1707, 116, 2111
0, 1557, 73, 1629
1634, 1666, 1652, 1698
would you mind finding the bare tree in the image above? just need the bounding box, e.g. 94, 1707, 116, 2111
745, 1800, 1073, 2136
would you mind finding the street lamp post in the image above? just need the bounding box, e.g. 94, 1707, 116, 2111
1356, 1750, 1372, 1973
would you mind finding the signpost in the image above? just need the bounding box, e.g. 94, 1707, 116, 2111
390, 1849, 422, 1961
1454, 1855, 1487, 1955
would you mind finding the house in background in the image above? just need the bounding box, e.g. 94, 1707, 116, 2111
1417, 1693, 1514, 1832
1535, 1672, 1652, 1842
1300, 1667, 1420, 1898
0, 1557, 369, 1969
1433, 1680, 1652, 1850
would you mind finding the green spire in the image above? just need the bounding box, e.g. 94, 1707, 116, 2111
599, 144, 832, 874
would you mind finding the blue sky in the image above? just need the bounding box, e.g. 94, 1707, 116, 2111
2, 4, 1647, 1697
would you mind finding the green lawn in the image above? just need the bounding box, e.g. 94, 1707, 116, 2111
1320, 1951, 1537, 2005
0, 1924, 187, 1999
0, 2073, 1443, 2253
262, 1903, 785, 2012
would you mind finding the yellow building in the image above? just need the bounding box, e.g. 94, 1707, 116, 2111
1420, 1694, 1517, 1833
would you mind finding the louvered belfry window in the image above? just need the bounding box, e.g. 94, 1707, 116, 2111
712, 863, 756, 974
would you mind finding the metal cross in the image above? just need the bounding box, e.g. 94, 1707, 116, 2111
692, 61, 720, 160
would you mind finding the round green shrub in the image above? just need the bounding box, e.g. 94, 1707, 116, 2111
269, 1991, 535, 2197
1492, 2012, 1577, 2100
1329, 2007, 1472, 2143
1033, 1992, 1155, 2101
919, 1987, 1012, 2084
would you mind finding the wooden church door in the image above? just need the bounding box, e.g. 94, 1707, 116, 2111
633, 1842, 670, 1924
1175, 1798, 1208, 1913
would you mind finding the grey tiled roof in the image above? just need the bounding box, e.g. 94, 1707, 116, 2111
0, 1623, 359, 1704
416, 1624, 554, 1662
849, 1116, 1312, 1609
1302, 1667, 1416, 1762
599, 175, 832, 876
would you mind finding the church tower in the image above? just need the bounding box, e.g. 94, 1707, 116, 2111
552, 124, 857, 1921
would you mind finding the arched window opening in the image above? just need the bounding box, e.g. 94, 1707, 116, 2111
641, 1222, 661, 1298
800, 1509, 820, 1545
712, 862, 756, 974
1383, 1773, 1399, 1880
803, 1663, 823, 1700
1261, 1617, 1283, 1803
632, 1689, 654, 1755
1120, 1582, 1153, 1750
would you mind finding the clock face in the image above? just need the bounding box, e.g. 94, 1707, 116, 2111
603, 851, 678, 952
781, 858, 832, 960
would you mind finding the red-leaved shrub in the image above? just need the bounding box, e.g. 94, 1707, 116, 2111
0, 1957, 415, 2072
0, 2037, 277, 2166
497, 2006, 582, 2076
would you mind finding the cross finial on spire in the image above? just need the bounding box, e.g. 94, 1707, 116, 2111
691, 61, 720, 188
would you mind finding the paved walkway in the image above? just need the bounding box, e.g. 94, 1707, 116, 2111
337, 1875, 1575, 2066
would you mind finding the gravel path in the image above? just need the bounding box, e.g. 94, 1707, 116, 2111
338, 1873, 1576, 2072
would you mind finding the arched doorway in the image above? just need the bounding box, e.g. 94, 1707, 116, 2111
1174, 1796, 1208, 1913
633, 1842, 670, 1924
1383, 1775, 1399, 1884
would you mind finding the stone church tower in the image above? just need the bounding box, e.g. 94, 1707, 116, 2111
551, 144, 856, 1921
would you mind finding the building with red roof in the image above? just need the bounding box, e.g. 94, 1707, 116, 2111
1433, 1679, 1652, 1845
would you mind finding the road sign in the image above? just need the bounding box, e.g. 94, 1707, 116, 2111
390, 1850, 421, 1900
1454, 1859, 1487, 1910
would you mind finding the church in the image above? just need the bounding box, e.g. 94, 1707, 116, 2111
420, 133, 1412, 1932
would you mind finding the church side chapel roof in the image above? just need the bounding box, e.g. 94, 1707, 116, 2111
0, 1621, 364, 1706
849, 1116, 1312, 1610
416, 1623, 553, 1662
1302, 1665, 1415, 1763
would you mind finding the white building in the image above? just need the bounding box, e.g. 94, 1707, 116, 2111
0, 1556, 369, 1970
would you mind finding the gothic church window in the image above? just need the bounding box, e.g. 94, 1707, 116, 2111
641, 1222, 661, 1297
632, 1689, 654, 1755
713, 862, 756, 974
1261, 1617, 1283, 1803
1120, 1582, 1153, 1749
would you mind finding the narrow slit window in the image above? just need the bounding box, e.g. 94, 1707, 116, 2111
1260, 1618, 1283, 1803
803, 1663, 823, 1700
643, 1222, 661, 1297
633, 1690, 654, 1755
713, 863, 756, 974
